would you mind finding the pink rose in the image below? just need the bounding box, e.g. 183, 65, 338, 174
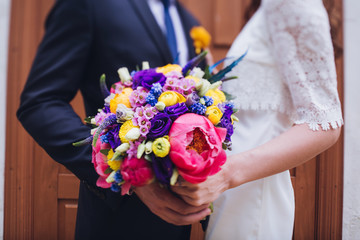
121, 157, 154, 192
169, 113, 227, 184
92, 136, 111, 188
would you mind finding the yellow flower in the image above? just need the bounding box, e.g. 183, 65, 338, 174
119, 120, 139, 143
205, 89, 226, 105
206, 106, 223, 125
190, 26, 211, 54
107, 149, 114, 160
106, 149, 122, 171
152, 137, 171, 158
108, 159, 122, 171
110, 88, 133, 112
156, 64, 182, 75
158, 91, 186, 107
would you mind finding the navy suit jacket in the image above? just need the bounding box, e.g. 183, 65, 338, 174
17, 0, 202, 239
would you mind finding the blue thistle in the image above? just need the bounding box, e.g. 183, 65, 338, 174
189, 103, 207, 115
92, 114, 117, 147
146, 93, 158, 106
202, 96, 214, 107
72, 135, 93, 147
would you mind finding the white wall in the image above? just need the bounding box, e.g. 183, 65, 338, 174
0, 0, 10, 238
343, 0, 360, 239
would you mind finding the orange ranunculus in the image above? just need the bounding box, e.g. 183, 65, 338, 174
109, 87, 133, 112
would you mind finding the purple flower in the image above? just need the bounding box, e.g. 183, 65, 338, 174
107, 125, 121, 150
218, 106, 234, 141
140, 126, 150, 136
185, 92, 200, 106
94, 110, 112, 126
148, 113, 172, 139
132, 69, 166, 90
164, 103, 188, 120
126, 140, 142, 159
152, 155, 173, 186
129, 87, 149, 107
179, 78, 196, 96
144, 107, 157, 119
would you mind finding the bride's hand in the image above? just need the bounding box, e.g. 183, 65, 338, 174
171, 164, 231, 207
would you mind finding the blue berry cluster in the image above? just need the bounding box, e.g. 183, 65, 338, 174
111, 183, 121, 192
150, 83, 162, 98
189, 102, 207, 115
202, 96, 214, 107
114, 170, 123, 183
146, 83, 163, 106
100, 133, 109, 143
146, 94, 157, 106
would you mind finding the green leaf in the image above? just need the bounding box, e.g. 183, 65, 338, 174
204, 65, 211, 79
100, 149, 110, 155
221, 76, 238, 82
84, 116, 93, 124
223, 90, 237, 101
104, 167, 113, 174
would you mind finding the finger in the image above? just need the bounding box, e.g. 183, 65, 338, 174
165, 194, 209, 215
171, 185, 196, 198
166, 206, 211, 226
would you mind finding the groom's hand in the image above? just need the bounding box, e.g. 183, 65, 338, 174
134, 182, 211, 226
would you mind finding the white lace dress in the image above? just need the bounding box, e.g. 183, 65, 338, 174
205, 0, 343, 239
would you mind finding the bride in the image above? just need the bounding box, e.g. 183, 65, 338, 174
172, 0, 343, 239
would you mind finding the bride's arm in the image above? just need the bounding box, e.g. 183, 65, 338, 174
171, 0, 343, 206
171, 124, 340, 206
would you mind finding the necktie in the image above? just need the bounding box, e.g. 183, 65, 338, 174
162, 0, 178, 61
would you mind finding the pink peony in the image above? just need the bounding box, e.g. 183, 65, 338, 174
92, 136, 111, 188
169, 113, 227, 184
121, 157, 154, 192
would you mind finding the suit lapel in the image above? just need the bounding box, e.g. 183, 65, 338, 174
129, 0, 173, 64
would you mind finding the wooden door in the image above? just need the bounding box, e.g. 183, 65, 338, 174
5, 0, 82, 239
5, 0, 343, 239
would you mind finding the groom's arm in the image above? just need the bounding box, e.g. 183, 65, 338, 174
17, 0, 100, 187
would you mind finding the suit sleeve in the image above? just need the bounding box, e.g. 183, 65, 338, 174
17, 0, 121, 205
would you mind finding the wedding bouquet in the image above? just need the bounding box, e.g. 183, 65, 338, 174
73, 51, 246, 195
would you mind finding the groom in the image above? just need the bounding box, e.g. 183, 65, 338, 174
17, 0, 210, 239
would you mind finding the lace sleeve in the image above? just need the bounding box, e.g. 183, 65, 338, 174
263, 0, 343, 130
